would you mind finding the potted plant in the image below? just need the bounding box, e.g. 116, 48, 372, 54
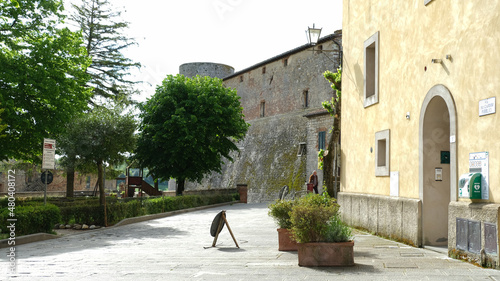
268, 199, 298, 251
290, 193, 354, 267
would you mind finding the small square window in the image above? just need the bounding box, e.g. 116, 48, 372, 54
364, 31, 379, 108
375, 129, 390, 176
262, 66, 266, 74
260, 101, 265, 117
283, 58, 288, 67
239, 75, 243, 82
297, 143, 307, 156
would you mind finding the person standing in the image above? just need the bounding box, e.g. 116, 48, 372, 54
309, 171, 319, 194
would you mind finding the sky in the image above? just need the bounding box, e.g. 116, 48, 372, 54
68, 0, 343, 102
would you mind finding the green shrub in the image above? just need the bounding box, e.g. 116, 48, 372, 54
290, 193, 341, 243
324, 215, 352, 242
60, 204, 104, 225
144, 197, 164, 214
268, 199, 294, 229
3, 192, 238, 233
0, 204, 61, 236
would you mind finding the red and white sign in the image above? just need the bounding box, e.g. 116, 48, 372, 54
42, 138, 56, 170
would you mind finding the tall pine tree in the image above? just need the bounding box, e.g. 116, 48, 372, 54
71, 0, 140, 103
64, 0, 140, 196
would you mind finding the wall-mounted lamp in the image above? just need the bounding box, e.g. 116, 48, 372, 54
306, 24, 322, 45
406, 112, 410, 120
431, 59, 442, 64
305, 24, 343, 68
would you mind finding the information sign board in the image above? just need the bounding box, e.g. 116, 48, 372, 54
42, 138, 56, 170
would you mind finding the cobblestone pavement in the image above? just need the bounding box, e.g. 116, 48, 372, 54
2, 203, 500, 280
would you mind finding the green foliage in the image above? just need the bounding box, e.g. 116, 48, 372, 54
58, 106, 136, 167
322, 67, 341, 117
58, 106, 137, 204
0, 193, 237, 233
0, 108, 7, 138
55, 193, 236, 226
317, 149, 326, 170
0, 0, 92, 161
0, 204, 61, 235
268, 199, 294, 229
324, 67, 342, 94
136, 74, 250, 195
321, 67, 342, 196
290, 193, 341, 243
324, 215, 352, 243
60, 204, 104, 225
71, 0, 141, 102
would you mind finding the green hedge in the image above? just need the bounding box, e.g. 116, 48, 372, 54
0, 193, 237, 235
0, 196, 106, 208
0, 204, 61, 236
59, 193, 237, 226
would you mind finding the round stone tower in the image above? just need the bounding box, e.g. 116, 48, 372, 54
179, 62, 234, 79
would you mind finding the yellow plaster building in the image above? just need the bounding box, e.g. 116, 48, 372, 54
339, 0, 500, 265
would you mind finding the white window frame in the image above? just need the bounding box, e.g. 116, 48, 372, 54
375, 129, 390, 176
364, 31, 379, 108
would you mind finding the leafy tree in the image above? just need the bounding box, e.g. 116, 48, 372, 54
0, 0, 92, 161
71, 0, 140, 103
58, 106, 136, 204
0, 108, 7, 138
135, 75, 250, 196
320, 67, 341, 197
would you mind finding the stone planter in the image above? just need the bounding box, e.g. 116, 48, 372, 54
297, 241, 354, 267
277, 228, 298, 251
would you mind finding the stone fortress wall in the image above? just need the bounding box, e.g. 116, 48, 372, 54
179, 62, 234, 79
183, 32, 342, 203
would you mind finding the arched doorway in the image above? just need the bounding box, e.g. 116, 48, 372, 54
419, 85, 457, 247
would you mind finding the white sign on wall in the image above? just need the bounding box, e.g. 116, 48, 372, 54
42, 138, 56, 170
469, 152, 489, 200
390, 171, 399, 197
479, 97, 496, 117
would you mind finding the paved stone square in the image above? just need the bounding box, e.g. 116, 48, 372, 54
2, 203, 500, 280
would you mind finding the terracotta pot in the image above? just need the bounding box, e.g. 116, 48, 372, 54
277, 228, 298, 251
297, 241, 354, 267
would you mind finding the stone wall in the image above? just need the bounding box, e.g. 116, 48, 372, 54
305, 110, 335, 194
225, 38, 340, 122
186, 110, 308, 202
338, 192, 422, 247
184, 33, 342, 202
0, 170, 114, 195
448, 201, 500, 268
179, 62, 234, 79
